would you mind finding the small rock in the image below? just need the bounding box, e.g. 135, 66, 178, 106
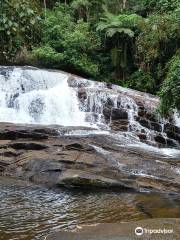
150, 122, 162, 132
111, 108, 128, 120
154, 135, 166, 145
139, 118, 150, 129
103, 107, 111, 120
78, 88, 87, 100
104, 97, 114, 108
137, 133, 147, 141
106, 83, 113, 89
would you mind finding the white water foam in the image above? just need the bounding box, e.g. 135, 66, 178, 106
0, 68, 88, 126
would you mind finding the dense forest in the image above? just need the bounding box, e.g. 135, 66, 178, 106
0, 0, 179, 115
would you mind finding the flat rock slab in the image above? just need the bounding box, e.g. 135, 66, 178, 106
58, 169, 136, 190
45, 218, 180, 240
0, 123, 180, 193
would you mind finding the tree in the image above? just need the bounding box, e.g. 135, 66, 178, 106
144, 0, 180, 14
0, 0, 41, 62
159, 52, 180, 116
32, 5, 101, 77
97, 9, 143, 81
71, 0, 105, 23
71, 0, 91, 22
136, 10, 180, 90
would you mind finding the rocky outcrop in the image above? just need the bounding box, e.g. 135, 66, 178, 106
0, 123, 180, 194
74, 82, 180, 147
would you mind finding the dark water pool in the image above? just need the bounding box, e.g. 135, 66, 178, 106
0, 177, 179, 240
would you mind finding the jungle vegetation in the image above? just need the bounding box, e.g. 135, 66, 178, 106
0, 0, 179, 115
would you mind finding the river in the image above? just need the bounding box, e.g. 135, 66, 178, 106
0, 177, 180, 240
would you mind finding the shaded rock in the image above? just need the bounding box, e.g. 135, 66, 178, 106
163, 124, 180, 143
164, 123, 180, 134
78, 87, 87, 100
106, 82, 113, 89
145, 112, 157, 122
0, 125, 60, 140
103, 107, 111, 120
137, 133, 147, 141
166, 131, 180, 143
104, 97, 114, 108
111, 108, 128, 120
58, 170, 135, 190
117, 95, 122, 108
138, 109, 146, 117
7, 142, 48, 151
139, 118, 150, 129
150, 122, 162, 132
154, 135, 166, 145
103, 108, 128, 121
166, 138, 178, 147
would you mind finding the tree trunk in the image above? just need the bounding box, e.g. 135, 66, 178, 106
123, 0, 127, 10
43, 0, 46, 18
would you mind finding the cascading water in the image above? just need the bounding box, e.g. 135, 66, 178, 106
0, 67, 87, 126
0, 66, 179, 154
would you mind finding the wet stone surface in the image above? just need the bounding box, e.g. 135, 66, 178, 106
0, 123, 180, 194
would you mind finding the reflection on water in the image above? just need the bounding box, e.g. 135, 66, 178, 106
0, 177, 179, 240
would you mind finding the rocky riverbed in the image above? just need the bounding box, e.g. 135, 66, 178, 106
0, 123, 180, 194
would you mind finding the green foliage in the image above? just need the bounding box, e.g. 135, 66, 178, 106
32, 6, 100, 77
144, 0, 180, 13
126, 70, 155, 93
0, 0, 41, 62
71, 0, 105, 23
97, 10, 143, 81
159, 52, 180, 116
137, 11, 180, 65
97, 12, 142, 35
71, 0, 91, 21
136, 10, 180, 96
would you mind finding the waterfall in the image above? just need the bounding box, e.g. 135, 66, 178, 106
0, 66, 179, 150
0, 67, 87, 126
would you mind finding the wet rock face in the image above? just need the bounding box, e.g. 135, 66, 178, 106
75, 80, 179, 147
0, 123, 180, 194
103, 107, 129, 131
108, 100, 179, 147
111, 108, 128, 120
78, 87, 87, 100
103, 108, 128, 121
